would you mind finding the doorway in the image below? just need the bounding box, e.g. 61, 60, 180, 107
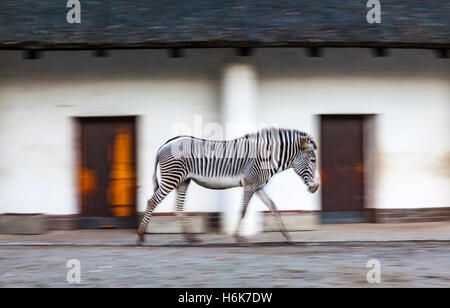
76, 116, 137, 228
320, 115, 375, 223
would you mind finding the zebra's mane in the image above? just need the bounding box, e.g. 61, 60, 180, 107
255, 127, 317, 150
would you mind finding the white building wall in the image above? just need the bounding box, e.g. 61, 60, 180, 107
0, 48, 448, 216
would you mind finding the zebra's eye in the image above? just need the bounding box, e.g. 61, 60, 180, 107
310, 158, 316, 163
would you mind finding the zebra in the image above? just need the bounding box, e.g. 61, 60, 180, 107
137, 127, 320, 244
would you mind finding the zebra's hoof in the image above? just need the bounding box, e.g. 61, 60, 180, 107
283, 233, 293, 243
283, 240, 294, 245
233, 234, 247, 243
188, 239, 202, 245
185, 235, 202, 245
137, 234, 145, 245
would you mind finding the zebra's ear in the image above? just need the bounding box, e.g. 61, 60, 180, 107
300, 137, 312, 151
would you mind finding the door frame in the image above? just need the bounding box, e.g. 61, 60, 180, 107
318, 114, 377, 224
73, 115, 139, 229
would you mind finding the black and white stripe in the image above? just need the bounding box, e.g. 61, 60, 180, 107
138, 127, 319, 243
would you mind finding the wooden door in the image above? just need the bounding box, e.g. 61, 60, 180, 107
78, 117, 137, 220
320, 115, 366, 223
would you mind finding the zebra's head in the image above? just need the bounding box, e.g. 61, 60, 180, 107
293, 135, 320, 193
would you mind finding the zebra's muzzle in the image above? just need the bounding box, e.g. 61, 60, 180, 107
308, 183, 319, 193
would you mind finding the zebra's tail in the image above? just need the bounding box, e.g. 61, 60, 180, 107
152, 155, 160, 193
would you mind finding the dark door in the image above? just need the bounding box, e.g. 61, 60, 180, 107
78, 117, 137, 222
320, 115, 365, 223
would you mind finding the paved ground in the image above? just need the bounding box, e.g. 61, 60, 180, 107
0, 242, 449, 287
1, 222, 449, 287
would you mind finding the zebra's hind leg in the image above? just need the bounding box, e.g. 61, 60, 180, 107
175, 180, 200, 244
137, 185, 175, 245
256, 188, 292, 242
233, 186, 257, 243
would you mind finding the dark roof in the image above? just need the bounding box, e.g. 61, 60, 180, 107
1, 0, 449, 49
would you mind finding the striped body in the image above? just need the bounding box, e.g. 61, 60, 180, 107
138, 127, 319, 243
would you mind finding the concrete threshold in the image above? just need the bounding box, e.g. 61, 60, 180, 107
1, 238, 449, 248
1, 222, 449, 247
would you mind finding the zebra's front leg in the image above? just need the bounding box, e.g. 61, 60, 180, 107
233, 187, 257, 243
175, 180, 200, 244
256, 188, 292, 242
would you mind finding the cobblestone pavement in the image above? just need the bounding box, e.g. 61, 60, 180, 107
0, 242, 449, 287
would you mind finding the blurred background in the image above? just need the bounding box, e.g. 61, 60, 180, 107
0, 1, 448, 236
